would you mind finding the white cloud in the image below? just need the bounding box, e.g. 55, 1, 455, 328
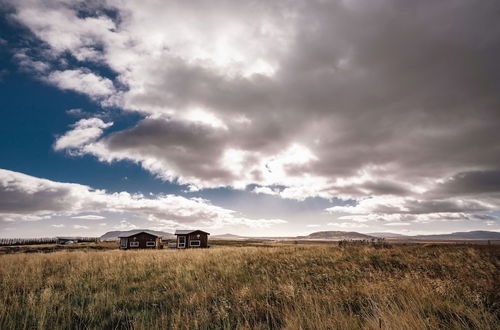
46, 69, 115, 100
384, 222, 411, 227
327, 222, 369, 229
327, 196, 496, 216
1, 214, 51, 222
0, 169, 286, 230
113, 220, 137, 231
14, 50, 49, 73
252, 186, 280, 196
336, 212, 498, 224
51, 224, 65, 228
73, 225, 89, 229
327, 196, 499, 225
71, 215, 106, 220
218, 218, 287, 229
54, 118, 112, 151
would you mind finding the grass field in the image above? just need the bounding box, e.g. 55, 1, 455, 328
0, 243, 498, 329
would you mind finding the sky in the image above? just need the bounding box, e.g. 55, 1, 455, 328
1, 0, 500, 238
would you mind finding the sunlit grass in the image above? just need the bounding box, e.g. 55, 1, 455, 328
0, 244, 498, 329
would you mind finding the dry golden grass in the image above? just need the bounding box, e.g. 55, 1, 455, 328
0, 244, 498, 329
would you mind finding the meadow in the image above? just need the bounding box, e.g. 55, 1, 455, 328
0, 242, 498, 329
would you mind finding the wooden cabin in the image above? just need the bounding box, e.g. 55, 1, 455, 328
119, 231, 161, 249
174, 230, 210, 248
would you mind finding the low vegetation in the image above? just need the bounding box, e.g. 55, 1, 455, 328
0, 237, 99, 246
0, 241, 117, 254
0, 243, 498, 329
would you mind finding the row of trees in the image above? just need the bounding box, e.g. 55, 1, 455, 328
0, 237, 99, 246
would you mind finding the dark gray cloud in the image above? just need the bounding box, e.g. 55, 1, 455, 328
402, 199, 493, 215
0, 179, 74, 213
99, 0, 500, 186
433, 170, 500, 196
104, 117, 234, 183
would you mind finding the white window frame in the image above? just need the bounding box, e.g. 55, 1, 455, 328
190, 240, 201, 247
146, 241, 156, 247
130, 241, 139, 247
178, 236, 186, 248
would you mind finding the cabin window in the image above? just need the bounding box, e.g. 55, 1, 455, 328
146, 241, 156, 247
130, 241, 139, 247
190, 240, 201, 247
120, 239, 127, 248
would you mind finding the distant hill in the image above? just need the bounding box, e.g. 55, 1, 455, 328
369, 232, 408, 238
212, 233, 248, 239
302, 231, 375, 240
100, 229, 174, 241
412, 231, 500, 240
100, 229, 500, 241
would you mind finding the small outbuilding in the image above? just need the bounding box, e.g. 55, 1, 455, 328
174, 230, 210, 248
119, 230, 161, 249
56, 237, 79, 244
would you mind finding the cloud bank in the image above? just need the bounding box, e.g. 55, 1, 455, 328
0, 169, 286, 229
5, 0, 500, 225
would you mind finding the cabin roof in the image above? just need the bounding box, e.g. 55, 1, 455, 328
118, 230, 161, 238
175, 229, 210, 235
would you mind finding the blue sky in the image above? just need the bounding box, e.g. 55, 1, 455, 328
1, 0, 499, 237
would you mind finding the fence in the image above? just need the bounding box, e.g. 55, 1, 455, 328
0, 237, 99, 246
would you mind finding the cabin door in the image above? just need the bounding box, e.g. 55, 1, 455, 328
178, 236, 186, 248
120, 238, 128, 249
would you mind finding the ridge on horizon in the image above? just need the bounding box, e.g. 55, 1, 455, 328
98, 229, 500, 241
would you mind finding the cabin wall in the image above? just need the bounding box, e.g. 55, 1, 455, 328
123, 233, 160, 249
176, 232, 209, 248
187, 232, 208, 248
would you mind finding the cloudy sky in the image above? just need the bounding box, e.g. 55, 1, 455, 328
1, 0, 499, 238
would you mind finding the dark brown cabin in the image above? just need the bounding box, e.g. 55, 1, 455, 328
119, 230, 161, 249
174, 230, 210, 248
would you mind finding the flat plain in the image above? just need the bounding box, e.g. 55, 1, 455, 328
0, 242, 498, 329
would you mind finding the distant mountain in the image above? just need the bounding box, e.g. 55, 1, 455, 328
100, 229, 175, 241
211, 233, 248, 239
211, 231, 376, 240
302, 231, 375, 240
100, 230, 500, 241
369, 232, 408, 238
412, 231, 500, 240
